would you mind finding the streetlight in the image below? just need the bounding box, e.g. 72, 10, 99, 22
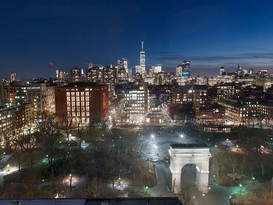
239, 184, 242, 193
252, 176, 255, 184
180, 134, 184, 138
69, 174, 72, 191
151, 134, 155, 139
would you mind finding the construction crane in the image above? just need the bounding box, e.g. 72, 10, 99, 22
48, 61, 61, 85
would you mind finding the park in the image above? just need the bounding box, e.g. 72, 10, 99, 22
0, 114, 272, 205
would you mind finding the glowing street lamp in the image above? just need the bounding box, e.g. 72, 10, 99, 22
69, 174, 72, 191
180, 134, 184, 138
151, 134, 155, 139
239, 184, 242, 193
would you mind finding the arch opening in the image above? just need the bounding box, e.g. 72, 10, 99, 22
181, 163, 197, 189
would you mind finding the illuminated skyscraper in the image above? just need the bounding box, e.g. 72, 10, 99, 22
176, 60, 190, 77
9, 72, 16, 82
220, 66, 225, 75
71, 67, 81, 82
117, 58, 128, 73
140, 41, 146, 76
182, 60, 190, 77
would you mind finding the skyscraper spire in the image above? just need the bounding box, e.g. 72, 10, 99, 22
140, 41, 146, 76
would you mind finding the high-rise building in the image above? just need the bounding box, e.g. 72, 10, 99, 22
176, 60, 190, 77
124, 82, 149, 123
176, 65, 183, 77
71, 67, 82, 82
5, 85, 21, 105
152, 64, 162, 74
140, 41, 146, 76
0, 106, 16, 134
135, 65, 142, 74
181, 60, 190, 77
117, 58, 128, 73
86, 66, 104, 83
220, 67, 225, 75
0, 77, 4, 104
25, 82, 47, 120
9, 72, 16, 82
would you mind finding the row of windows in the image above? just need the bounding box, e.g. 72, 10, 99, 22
67, 91, 90, 97
67, 106, 90, 112
126, 107, 145, 110
67, 112, 90, 117
67, 97, 89, 102
67, 102, 90, 107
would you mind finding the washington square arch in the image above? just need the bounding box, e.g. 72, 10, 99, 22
169, 143, 211, 194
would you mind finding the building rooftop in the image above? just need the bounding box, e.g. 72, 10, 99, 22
170, 143, 208, 149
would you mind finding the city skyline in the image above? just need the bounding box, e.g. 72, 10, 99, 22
1, 0, 273, 78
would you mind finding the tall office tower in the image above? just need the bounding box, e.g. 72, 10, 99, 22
135, 65, 142, 74
152, 64, 162, 74
86, 66, 104, 83
140, 41, 146, 76
88, 63, 93, 69
182, 60, 190, 77
117, 58, 128, 73
124, 82, 149, 123
9, 72, 16, 82
81, 68, 86, 81
71, 67, 81, 82
25, 82, 47, 120
220, 67, 225, 75
0, 77, 4, 104
176, 65, 183, 77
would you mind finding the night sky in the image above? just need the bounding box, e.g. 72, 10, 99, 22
1, 0, 273, 78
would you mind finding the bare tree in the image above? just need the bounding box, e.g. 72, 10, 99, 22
36, 112, 62, 180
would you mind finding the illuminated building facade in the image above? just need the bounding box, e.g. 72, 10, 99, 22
0, 78, 4, 104
15, 103, 34, 129
152, 64, 162, 74
25, 83, 47, 120
173, 85, 208, 108
9, 72, 16, 82
176, 65, 183, 77
0, 106, 15, 134
86, 66, 104, 83
117, 67, 129, 84
140, 41, 146, 76
4, 85, 20, 104
216, 83, 241, 99
55, 83, 109, 126
117, 58, 128, 73
71, 67, 82, 82
176, 60, 190, 78
15, 86, 27, 106
44, 86, 56, 114
103, 66, 117, 83
124, 83, 149, 123
182, 60, 190, 77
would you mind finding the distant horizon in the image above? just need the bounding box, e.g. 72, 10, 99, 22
1, 62, 272, 80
